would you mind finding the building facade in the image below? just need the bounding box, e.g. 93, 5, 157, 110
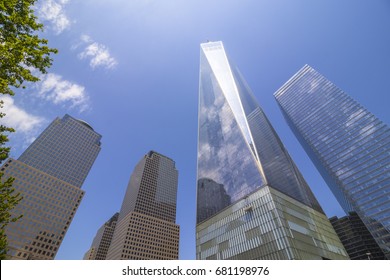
83, 247, 96, 260
196, 41, 348, 260
1, 114, 101, 260
330, 212, 386, 260
106, 151, 180, 260
18, 114, 101, 188
274, 65, 390, 258
83, 213, 119, 260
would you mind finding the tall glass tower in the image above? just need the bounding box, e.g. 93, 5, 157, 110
274, 65, 390, 259
196, 41, 348, 260
0, 114, 102, 259
106, 151, 180, 260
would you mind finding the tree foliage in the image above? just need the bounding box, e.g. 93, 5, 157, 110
0, 0, 57, 259
0, 175, 22, 259
0, 99, 18, 260
1, 0, 58, 96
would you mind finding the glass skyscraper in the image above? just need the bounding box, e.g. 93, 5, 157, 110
274, 64, 390, 259
329, 212, 386, 260
196, 41, 348, 260
0, 114, 102, 259
106, 151, 180, 260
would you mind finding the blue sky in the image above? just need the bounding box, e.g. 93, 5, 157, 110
2, 0, 390, 260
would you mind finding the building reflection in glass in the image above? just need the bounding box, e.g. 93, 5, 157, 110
195, 42, 348, 260
197, 42, 323, 224
197, 178, 231, 223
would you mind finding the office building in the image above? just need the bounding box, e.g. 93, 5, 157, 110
83, 213, 119, 260
274, 64, 390, 258
1, 114, 101, 259
330, 212, 386, 259
196, 41, 348, 260
106, 151, 179, 260
83, 247, 96, 260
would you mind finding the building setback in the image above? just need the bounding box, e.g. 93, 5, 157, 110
83, 213, 119, 260
1, 114, 101, 259
274, 65, 390, 259
106, 151, 179, 260
196, 41, 348, 260
330, 212, 386, 260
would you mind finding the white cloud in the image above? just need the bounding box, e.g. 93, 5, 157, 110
80, 34, 93, 44
36, 0, 71, 34
36, 73, 90, 112
1, 96, 45, 134
76, 35, 118, 69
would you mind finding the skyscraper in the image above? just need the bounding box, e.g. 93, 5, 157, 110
1, 114, 102, 259
329, 212, 386, 260
274, 64, 390, 258
106, 151, 179, 260
83, 213, 119, 260
196, 41, 348, 260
